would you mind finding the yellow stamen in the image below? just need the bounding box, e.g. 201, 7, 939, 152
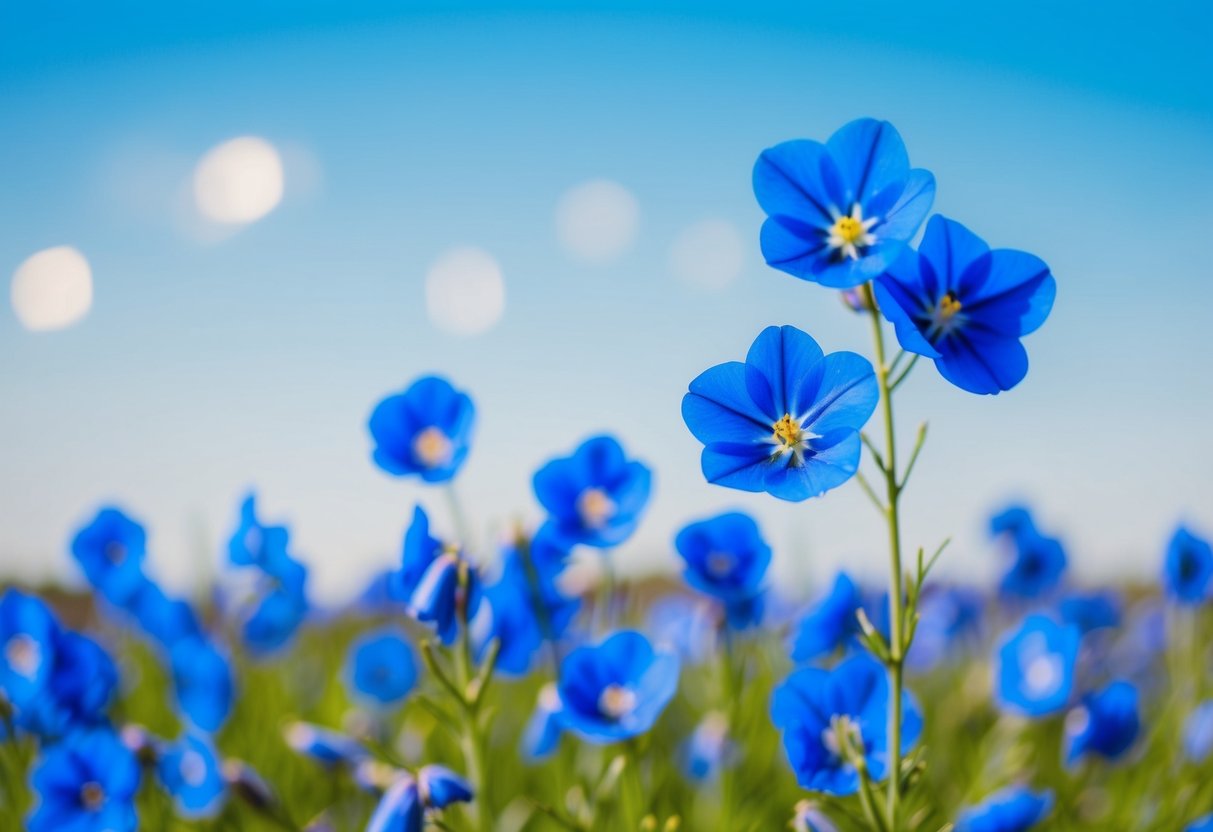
412, 426, 454, 468
598, 684, 636, 719
831, 216, 865, 246
772, 414, 803, 449
938, 292, 962, 321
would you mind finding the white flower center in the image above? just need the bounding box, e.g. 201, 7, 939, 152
826, 203, 878, 261
598, 684, 636, 719
576, 488, 616, 529
4, 634, 41, 679
821, 714, 862, 761
412, 426, 454, 468
1019, 633, 1064, 699
180, 750, 209, 788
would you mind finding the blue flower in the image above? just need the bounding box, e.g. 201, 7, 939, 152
873, 215, 1055, 395
393, 505, 447, 604
227, 492, 291, 571
955, 787, 1053, 832
522, 683, 564, 761
1184, 700, 1213, 763
285, 722, 367, 768
417, 765, 473, 809
20, 631, 118, 738
675, 511, 771, 629
242, 586, 309, 654
367, 774, 423, 832
410, 551, 476, 646
28, 727, 141, 832
157, 733, 226, 818
556, 630, 679, 743
995, 615, 1079, 717
990, 505, 1034, 537
0, 589, 59, 711
682, 326, 879, 501
69, 507, 148, 606
791, 573, 862, 663
346, 629, 418, 706
1058, 591, 1121, 635
481, 541, 579, 676
998, 528, 1066, 601
1163, 525, 1213, 604
683, 711, 730, 782
171, 637, 233, 733
770, 653, 922, 795
129, 579, 201, 650
753, 118, 935, 289
1064, 680, 1139, 764
368, 375, 475, 484
533, 435, 652, 548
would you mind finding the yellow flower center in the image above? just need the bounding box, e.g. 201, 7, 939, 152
576, 488, 615, 529
412, 426, 454, 468
80, 781, 106, 811
598, 684, 637, 719
928, 291, 965, 336
772, 414, 803, 449
832, 216, 865, 245
826, 204, 877, 261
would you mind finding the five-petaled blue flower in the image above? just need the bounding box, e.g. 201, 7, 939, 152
770, 653, 922, 795
1163, 525, 1213, 604
1064, 680, 1140, 765
995, 615, 1079, 717
28, 727, 141, 832
682, 325, 878, 501
874, 215, 1056, 395
368, 375, 475, 484
955, 786, 1053, 832
157, 733, 227, 818
556, 630, 679, 743
346, 629, 418, 706
533, 435, 652, 548
69, 507, 148, 606
675, 511, 771, 630
753, 118, 935, 288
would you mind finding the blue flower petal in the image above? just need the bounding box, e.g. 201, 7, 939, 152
824, 119, 910, 209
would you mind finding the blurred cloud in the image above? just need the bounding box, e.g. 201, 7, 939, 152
425, 247, 506, 336
193, 136, 285, 225
669, 219, 745, 291
9, 245, 93, 332
555, 179, 639, 263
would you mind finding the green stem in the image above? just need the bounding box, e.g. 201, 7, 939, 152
454, 570, 490, 832
863, 282, 906, 831
444, 482, 473, 552
720, 630, 740, 827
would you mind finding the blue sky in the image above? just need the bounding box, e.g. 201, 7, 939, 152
2, 1, 1211, 602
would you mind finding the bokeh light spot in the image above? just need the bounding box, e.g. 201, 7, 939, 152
556, 179, 639, 263
425, 248, 506, 336
193, 136, 285, 224
669, 219, 745, 290
10, 246, 93, 332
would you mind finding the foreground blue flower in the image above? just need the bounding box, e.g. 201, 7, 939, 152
753, 118, 935, 288
346, 629, 418, 706
674, 511, 771, 629
955, 787, 1053, 832
28, 727, 141, 832
682, 326, 878, 501
69, 506, 148, 606
532, 435, 652, 548
368, 375, 475, 484
1064, 680, 1140, 765
1163, 525, 1213, 604
157, 733, 226, 818
874, 215, 1056, 395
556, 630, 679, 743
770, 653, 922, 795
995, 615, 1079, 717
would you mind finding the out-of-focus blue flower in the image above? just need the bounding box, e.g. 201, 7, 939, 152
1058, 591, 1121, 636
346, 629, 417, 706
481, 541, 578, 675
20, 631, 118, 738
522, 683, 564, 761
1064, 680, 1139, 765
227, 493, 292, 569
1163, 525, 1213, 604
955, 787, 1053, 832
359, 569, 405, 612
683, 711, 730, 782
70, 507, 148, 606
906, 585, 984, 671
171, 637, 233, 733
394, 505, 446, 604
533, 435, 652, 548
417, 765, 473, 809
874, 215, 1055, 395
999, 529, 1066, 601
753, 118, 935, 289
675, 511, 771, 629
28, 727, 141, 832
243, 585, 309, 654
129, 579, 201, 649
158, 733, 226, 818
1190, 816, 1213, 832
791, 573, 862, 663
556, 630, 679, 743
368, 376, 475, 484
285, 722, 367, 768
1184, 700, 1213, 762
995, 615, 1079, 717
990, 505, 1034, 537
367, 774, 423, 832
770, 653, 921, 795
410, 551, 474, 646
0, 589, 59, 710
682, 326, 878, 502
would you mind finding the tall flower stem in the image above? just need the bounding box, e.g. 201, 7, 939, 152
861, 282, 906, 830
454, 564, 492, 832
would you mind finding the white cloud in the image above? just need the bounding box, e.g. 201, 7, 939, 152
10, 246, 93, 332
669, 218, 746, 291
555, 179, 639, 263
193, 136, 285, 225
425, 248, 506, 336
